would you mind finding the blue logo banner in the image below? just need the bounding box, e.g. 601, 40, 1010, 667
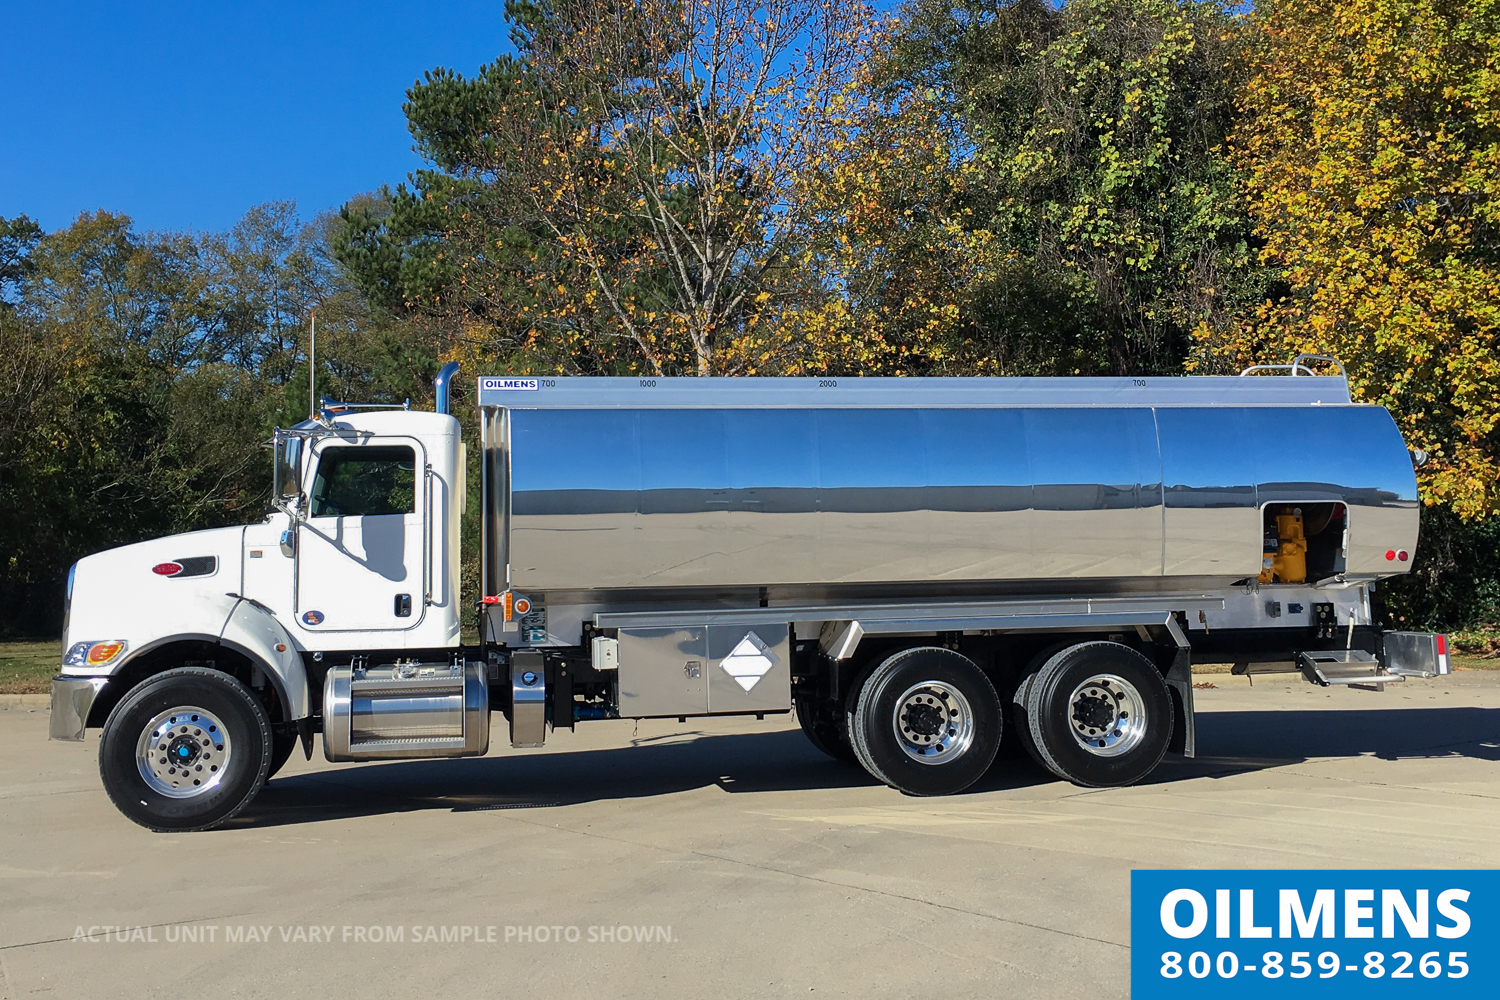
1131, 870, 1495, 998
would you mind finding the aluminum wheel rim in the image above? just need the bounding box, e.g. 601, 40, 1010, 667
1066, 674, 1146, 757
892, 681, 975, 765
136, 706, 232, 798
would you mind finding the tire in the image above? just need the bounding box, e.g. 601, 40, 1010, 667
99, 667, 273, 832
1010, 642, 1072, 770
1011, 670, 1044, 766
267, 729, 300, 780
794, 694, 858, 764
1024, 642, 1172, 788
848, 647, 1002, 796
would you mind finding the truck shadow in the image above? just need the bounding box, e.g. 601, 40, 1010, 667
225, 706, 1500, 830
1143, 705, 1500, 784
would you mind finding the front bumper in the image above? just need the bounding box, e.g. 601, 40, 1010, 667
49, 676, 110, 741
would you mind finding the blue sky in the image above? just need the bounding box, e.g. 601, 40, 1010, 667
0, 1, 515, 233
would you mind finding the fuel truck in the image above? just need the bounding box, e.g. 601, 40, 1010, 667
51, 358, 1449, 830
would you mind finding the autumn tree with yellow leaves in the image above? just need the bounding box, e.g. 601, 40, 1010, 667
1200, 0, 1500, 520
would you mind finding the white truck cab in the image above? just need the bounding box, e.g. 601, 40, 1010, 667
53, 387, 467, 830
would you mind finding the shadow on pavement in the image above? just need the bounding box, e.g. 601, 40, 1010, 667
225, 706, 1500, 830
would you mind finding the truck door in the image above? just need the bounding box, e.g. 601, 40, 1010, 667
296, 437, 428, 632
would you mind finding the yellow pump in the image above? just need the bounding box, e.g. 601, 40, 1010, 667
1259, 507, 1308, 584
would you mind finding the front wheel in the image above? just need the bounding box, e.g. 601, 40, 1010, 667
848, 647, 1002, 796
1024, 642, 1172, 788
99, 667, 272, 831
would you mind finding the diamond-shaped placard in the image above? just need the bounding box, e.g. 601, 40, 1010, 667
719, 631, 777, 691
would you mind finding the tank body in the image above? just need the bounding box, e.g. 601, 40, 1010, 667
480, 377, 1419, 597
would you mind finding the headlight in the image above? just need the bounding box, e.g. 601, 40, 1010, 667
63, 640, 128, 668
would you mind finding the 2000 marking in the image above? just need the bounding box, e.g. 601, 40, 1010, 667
1161, 951, 1469, 980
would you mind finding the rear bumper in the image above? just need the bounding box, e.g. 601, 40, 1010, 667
49, 676, 110, 741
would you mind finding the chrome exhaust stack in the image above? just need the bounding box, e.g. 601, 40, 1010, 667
433, 361, 460, 415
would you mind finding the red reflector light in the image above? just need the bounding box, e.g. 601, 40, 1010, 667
1437, 634, 1447, 655
1385, 550, 1396, 561
1397, 550, 1409, 562
481, 595, 500, 605
152, 562, 183, 576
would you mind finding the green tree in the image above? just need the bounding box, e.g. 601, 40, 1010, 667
813, 0, 1273, 376
0, 205, 418, 637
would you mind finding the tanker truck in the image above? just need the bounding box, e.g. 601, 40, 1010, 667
50, 359, 1450, 831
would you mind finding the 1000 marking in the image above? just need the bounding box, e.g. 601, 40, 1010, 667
1161, 951, 1470, 980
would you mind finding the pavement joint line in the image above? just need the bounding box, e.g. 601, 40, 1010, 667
0, 913, 253, 952
1271, 768, 1500, 801
493, 810, 1131, 952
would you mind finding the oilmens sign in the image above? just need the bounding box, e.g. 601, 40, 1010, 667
1131, 870, 1492, 998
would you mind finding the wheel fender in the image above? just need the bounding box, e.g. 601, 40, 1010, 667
220, 599, 310, 721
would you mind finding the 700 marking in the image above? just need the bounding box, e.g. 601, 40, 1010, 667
1161, 951, 1469, 980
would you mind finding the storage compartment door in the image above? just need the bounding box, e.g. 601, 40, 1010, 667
616, 627, 708, 718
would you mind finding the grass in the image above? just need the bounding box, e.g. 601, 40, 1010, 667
1449, 628, 1500, 671
0, 640, 59, 695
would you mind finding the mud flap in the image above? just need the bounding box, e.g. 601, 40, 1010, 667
1163, 645, 1196, 758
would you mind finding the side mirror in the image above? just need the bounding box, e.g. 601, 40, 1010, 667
279, 528, 296, 558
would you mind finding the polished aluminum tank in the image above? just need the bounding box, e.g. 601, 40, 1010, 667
477, 377, 1419, 596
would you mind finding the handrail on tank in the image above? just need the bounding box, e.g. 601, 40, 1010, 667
1239, 354, 1346, 378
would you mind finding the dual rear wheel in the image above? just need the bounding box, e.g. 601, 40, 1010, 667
797, 641, 1173, 795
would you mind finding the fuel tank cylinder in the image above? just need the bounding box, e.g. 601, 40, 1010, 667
479, 377, 1420, 595
323, 660, 488, 761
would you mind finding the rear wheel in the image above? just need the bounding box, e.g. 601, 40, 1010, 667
1024, 642, 1172, 788
848, 647, 1002, 796
99, 667, 272, 831
794, 694, 857, 764
1010, 642, 1072, 770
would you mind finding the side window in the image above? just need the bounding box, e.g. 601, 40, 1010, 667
309, 446, 416, 517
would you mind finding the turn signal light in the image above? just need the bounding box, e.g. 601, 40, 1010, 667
64, 640, 128, 668
87, 641, 125, 665
484, 591, 534, 621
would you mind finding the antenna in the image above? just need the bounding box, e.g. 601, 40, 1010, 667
307, 311, 317, 420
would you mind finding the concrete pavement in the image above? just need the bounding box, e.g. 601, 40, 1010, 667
1, 670, 1497, 999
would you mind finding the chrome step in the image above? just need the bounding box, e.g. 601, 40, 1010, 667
1298, 650, 1404, 690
